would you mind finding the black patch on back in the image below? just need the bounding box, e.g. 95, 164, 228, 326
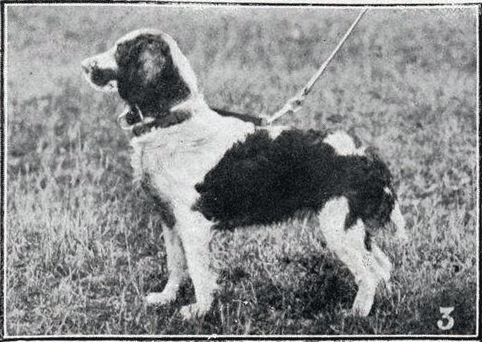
193, 129, 396, 231
115, 34, 191, 124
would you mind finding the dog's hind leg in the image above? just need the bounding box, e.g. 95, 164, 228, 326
146, 225, 188, 306
176, 208, 219, 319
317, 197, 390, 317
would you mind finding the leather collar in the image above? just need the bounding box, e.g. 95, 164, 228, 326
117, 104, 191, 136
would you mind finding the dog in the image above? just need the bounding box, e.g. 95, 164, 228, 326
81, 28, 407, 319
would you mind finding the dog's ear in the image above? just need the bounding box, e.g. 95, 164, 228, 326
117, 35, 190, 108
137, 39, 170, 86
117, 37, 170, 88
117, 37, 172, 96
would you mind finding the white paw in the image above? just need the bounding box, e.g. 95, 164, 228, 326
145, 291, 177, 306
351, 282, 376, 317
179, 302, 211, 320
350, 303, 371, 317
350, 295, 374, 317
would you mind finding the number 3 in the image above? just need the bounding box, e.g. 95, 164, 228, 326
437, 307, 454, 330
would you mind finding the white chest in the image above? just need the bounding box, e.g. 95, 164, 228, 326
130, 115, 254, 206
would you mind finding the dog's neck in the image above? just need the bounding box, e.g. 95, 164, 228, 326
118, 95, 206, 136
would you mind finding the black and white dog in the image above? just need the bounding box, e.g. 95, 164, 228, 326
81, 29, 407, 319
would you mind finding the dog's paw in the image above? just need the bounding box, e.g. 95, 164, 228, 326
145, 291, 177, 306
179, 302, 211, 320
350, 300, 372, 317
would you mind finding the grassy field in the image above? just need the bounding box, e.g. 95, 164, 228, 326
5, 4, 478, 336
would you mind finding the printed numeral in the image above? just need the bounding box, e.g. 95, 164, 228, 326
437, 307, 454, 330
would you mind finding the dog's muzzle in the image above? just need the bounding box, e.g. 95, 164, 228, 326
81, 51, 119, 92
83, 62, 116, 87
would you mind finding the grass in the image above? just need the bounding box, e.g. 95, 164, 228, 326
5, 4, 478, 336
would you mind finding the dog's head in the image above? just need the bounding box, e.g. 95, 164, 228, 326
81, 29, 199, 130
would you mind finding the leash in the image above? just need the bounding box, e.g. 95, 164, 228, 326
212, 107, 266, 126
265, 8, 368, 126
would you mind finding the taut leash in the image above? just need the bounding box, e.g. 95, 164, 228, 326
265, 8, 368, 126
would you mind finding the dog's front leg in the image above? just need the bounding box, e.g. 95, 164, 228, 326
146, 225, 188, 305
175, 207, 219, 319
